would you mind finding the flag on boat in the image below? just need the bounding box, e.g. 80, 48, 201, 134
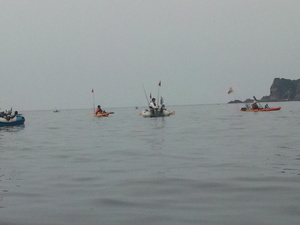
150, 93, 152, 99
91, 89, 94, 93
228, 87, 233, 94
158, 81, 161, 86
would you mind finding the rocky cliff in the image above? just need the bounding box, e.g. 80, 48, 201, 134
228, 78, 300, 103
260, 78, 300, 102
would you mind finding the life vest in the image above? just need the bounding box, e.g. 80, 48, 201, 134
95, 108, 102, 114
252, 103, 258, 109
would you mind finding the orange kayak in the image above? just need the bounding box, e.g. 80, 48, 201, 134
240, 107, 281, 112
94, 112, 114, 117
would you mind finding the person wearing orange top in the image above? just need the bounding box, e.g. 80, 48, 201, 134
95, 105, 103, 114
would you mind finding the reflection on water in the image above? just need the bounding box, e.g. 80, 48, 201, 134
146, 118, 166, 150
0, 124, 25, 133
0, 104, 300, 225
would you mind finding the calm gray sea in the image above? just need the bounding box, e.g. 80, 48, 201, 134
1, 103, 300, 225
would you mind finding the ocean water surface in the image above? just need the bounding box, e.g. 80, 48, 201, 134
0, 103, 300, 225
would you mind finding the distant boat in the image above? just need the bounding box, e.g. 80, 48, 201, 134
53, 109, 60, 113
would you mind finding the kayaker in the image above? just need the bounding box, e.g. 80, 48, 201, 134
251, 101, 259, 110
95, 105, 103, 114
149, 98, 158, 110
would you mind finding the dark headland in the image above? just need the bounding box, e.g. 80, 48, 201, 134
229, 78, 300, 103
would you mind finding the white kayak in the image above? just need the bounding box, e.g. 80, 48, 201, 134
139, 109, 171, 117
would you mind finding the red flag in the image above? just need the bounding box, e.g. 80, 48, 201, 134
227, 87, 233, 94
158, 81, 161, 86
91, 89, 94, 93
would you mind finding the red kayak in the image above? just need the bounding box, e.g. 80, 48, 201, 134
240, 107, 281, 112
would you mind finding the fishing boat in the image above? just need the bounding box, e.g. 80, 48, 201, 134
0, 110, 25, 127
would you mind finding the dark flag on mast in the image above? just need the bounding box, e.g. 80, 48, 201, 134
158, 81, 161, 86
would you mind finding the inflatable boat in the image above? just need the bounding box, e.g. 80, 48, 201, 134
139, 109, 171, 117
0, 115, 25, 127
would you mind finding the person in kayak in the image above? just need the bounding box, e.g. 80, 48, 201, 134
251, 101, 261, 109
95, 105, 104, 114
149, 98, 158, 110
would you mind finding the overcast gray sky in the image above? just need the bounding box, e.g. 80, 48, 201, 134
1, 0, 300, 111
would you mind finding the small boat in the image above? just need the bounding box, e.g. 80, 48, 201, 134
94, 112, 114, 117
53, 109, 60, 113
0, 110, 25, 127
240, 107, 281, 112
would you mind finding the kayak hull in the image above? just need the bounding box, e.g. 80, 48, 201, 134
240, 107, 281, 112
0, 115, 25, 127
94, 113, 110, 117
139, 109, 171, 117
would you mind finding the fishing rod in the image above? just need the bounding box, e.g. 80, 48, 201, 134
142, 83, 150, 106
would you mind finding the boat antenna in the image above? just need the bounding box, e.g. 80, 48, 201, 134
157, 80, 161, 107
92, 89, 95, 113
